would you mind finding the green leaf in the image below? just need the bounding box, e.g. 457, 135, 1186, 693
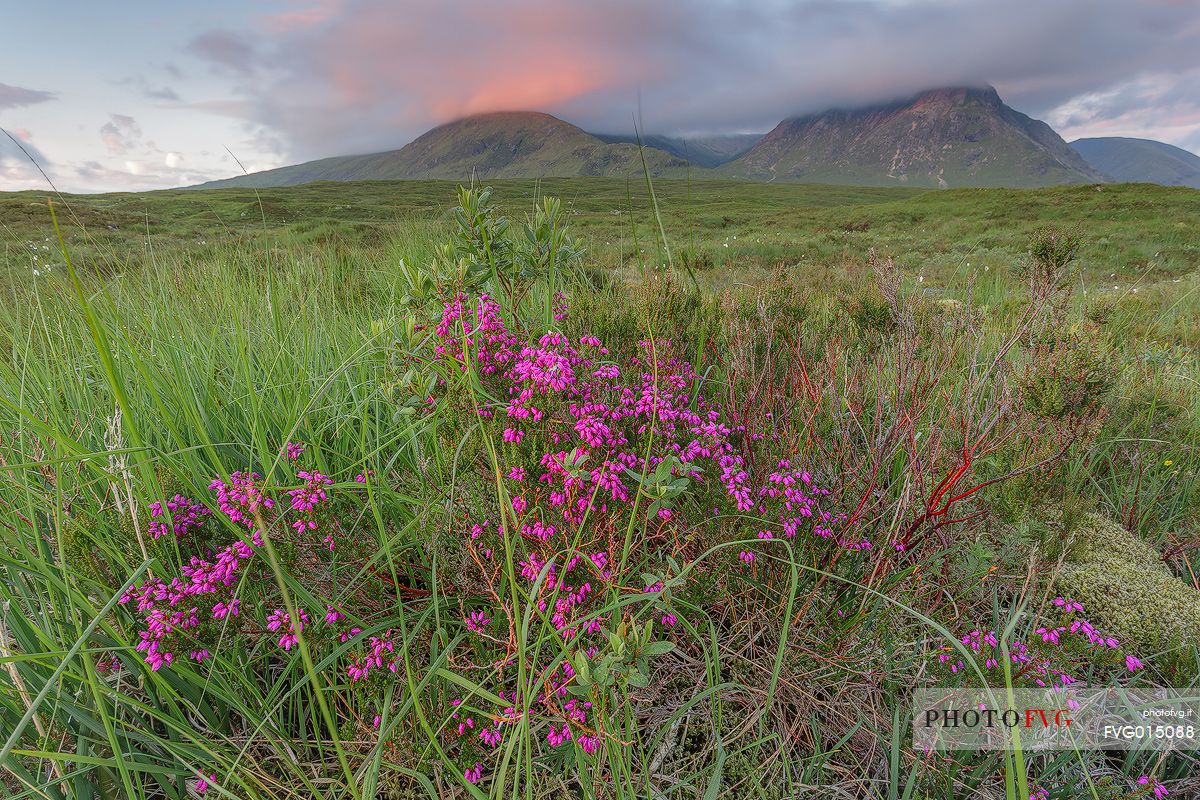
642, 641, 676, 657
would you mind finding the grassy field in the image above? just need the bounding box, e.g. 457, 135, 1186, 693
1, 178, 1199, 799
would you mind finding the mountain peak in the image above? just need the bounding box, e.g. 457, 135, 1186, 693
729, 84, 1104, 188
912, 85, 1000, 104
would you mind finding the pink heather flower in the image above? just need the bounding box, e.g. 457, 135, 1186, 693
465, 609, 491, 633
508, 466, 526, 482
1052, 596, 1084, 614
503, 427, 525, 443
148, 495, 209, 540
547, 722, 572, 747
1138, 775, 1168, 799
323, 605, 343, 625
373, 715, 381, 729
1126, 654, 1144, 672
738, 550, 755, 564
289, 470, 332, 513
661, 612, 678, 627
479, 725, 503, 747
285, 441, 304, 460
266, 607, 308, 650
511, 496, 527, 515
464, 762, 483, 784
212, 598, 240, 619
578, 734, 601, 754
1029, 786, 1048, 800
210, 471, 274, 529
195, 774, 216, 795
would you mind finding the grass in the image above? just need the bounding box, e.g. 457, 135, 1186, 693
0, 178, 1198, 799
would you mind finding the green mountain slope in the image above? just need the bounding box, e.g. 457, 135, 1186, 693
1070, 137, 1200, 188
725, 86, 1105, 188
196, 112, 690, 189
591, 132, 762, 167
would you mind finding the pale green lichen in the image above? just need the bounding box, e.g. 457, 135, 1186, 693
1056, 513, 1200, 654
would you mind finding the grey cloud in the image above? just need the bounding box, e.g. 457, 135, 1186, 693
1, 129, 52, 190
200, 0, 1200, 159
189, 29, 259, 76
0, 82, 56, 110
100, 114, 142, 155
145, 86, 182, 102
1, 128, 50, 164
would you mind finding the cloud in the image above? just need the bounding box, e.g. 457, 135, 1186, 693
0, 82, 55, 110
1, 128, 53, 190
189, 0, 1199, 161
263, 0, 343, 32
6, 117, 218, 193
2, 127, 50, 165
188, 29, 259, 76
100, 114, 143, 155
1045, 69, 1200, 147
145, 85, 181, 102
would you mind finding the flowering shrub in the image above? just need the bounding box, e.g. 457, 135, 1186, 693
111, 291, 874, 789
935, 597, 1145, 687
107, 289, 1169, 795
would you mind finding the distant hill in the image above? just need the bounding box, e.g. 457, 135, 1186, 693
194, 89, 1125, 191
1070, 137, 1200, 188
196, 112, 690, 189
591, 132, 762, 167
725, 86, 1106, 188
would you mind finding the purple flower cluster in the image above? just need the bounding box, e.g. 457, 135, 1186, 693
427, 293, 870, 784
938, 597, 1145, 687
122, 449, 342, 673
209, 471, 274, 529
119, 530, 258, 671
148, 494, 209, 540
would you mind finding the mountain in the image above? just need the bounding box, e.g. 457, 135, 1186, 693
591, 132, 762, 167
1070, 137, 1200, 188
196, 112, 689, 189
725, 86, 1106, 188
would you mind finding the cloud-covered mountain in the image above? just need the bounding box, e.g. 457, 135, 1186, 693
196, 87, 1155, 190
725, 86, 1105, 188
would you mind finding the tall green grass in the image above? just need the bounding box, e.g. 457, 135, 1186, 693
0, 182, 1197, 798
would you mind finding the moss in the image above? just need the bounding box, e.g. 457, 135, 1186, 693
1056, 513, 1200, 654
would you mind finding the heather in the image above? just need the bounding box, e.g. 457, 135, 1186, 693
1, 181, 1199, 799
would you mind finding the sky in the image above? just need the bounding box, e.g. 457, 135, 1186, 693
2, 0, 1198, 193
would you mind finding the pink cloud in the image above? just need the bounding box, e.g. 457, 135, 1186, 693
182, 0, 1200, 161
263, 0, 343, 32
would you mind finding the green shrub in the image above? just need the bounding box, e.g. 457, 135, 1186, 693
1020, 320, 1114, 419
